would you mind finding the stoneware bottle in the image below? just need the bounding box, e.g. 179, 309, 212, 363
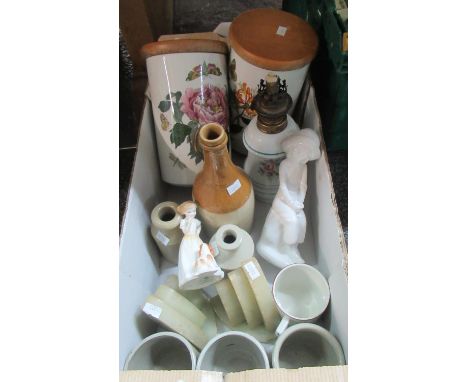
243, 74, 300, 203
141, 39, 229, 186
150, 201, 183, 264
193, 123, 255, 237
228, 8, 318, 154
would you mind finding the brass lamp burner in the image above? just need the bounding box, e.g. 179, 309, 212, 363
252, 74, 292, 134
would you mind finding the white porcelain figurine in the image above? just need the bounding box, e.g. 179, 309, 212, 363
177, 201, 224, 290
256, 129, 321, 269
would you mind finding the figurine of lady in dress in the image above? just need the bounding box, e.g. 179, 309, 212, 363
256, 129, 321, 269
176, 201, 224, 290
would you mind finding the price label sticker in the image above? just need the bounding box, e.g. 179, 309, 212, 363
276, 26, 288, 36
227, 179, 241, 196
143, 303, 162, 319
243, 261, 260, 281
156, 231, 170, 246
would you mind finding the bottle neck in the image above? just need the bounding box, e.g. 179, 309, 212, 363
202, 146, 234, 182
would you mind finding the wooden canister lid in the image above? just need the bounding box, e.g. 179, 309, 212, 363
141, 38, 228, 59
229, 8, 319, 71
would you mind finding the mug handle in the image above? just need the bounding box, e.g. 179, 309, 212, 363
275, 316, 290, 336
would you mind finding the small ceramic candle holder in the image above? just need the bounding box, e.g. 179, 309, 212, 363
209, 224, 254, 270
150, 201, 183, 264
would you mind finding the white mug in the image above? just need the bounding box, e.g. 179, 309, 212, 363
272, 323, 345, 368
272, 264, 330, 336
124, 332, 198, 370
196, 331, 269, 372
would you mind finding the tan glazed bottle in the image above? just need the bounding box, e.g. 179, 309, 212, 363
193, 123, 255, 237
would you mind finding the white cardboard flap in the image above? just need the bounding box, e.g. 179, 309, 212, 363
120, 366, 348, 382
119, 88, 348, 368
120, 370, 223, 382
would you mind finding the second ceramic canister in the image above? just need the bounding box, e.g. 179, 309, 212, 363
141, 39, 229, 186
228, 8, 319, 154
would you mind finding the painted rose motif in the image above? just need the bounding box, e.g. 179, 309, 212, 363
235, 82, 257, 119
157, 82, 228, 165
181, 85, 228, 128
258, 159, 281, 177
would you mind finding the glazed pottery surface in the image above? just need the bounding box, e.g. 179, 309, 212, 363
273, 264, 330, 336
154, 284, 207, 328
196, 331, 269, 372
143, 295, 209, 350
209, 224, 254, 270
257, 129, 321, 268
240, 258, 281, 332
176, 201, 224, 290
243, 115, 300, 203
124, 332, 197, 371
144, 40, 229, 185
193, 123, 254, 237
228, 8, 318, 153
150, 201, 183, 264
272, 323, 345, 369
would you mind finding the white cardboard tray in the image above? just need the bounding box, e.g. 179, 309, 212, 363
119, 87, 348, 370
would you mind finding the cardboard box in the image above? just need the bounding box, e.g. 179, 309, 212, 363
119, 19, 348, 373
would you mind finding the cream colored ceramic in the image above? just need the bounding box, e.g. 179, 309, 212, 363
196, 331, 269, 372
228, 268, 263, 328
197, 190, 254, 238
142, 295, 208, 350
164, 275, 218, 340
209, 224, 254, 270
154, 284, 206, 328
177, 201, 224, 290
210, 295, 275, 343
214, 278, 245, 326
150, 201, 183, 264
272, 264, 330, 336
272, 323, 345, 368
257, 129, 321, 268
144, 41, 229, 185
124, 332, 197, 370
240, 258, 281, 332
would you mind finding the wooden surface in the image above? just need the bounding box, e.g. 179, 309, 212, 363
141, 38, 228, 59
229, 8, 319, 71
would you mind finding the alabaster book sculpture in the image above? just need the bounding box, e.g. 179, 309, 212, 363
177, 201, 224, 290
257, 128, 321, 269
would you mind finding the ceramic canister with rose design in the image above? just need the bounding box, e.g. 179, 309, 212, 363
142, 39, 229, 186
228, 8, 318, 154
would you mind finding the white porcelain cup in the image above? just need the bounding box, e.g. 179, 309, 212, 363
273, 264, 330, 336
272, 323, 345, 368
124, 332, 198, 371
196, 331, 269, 372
